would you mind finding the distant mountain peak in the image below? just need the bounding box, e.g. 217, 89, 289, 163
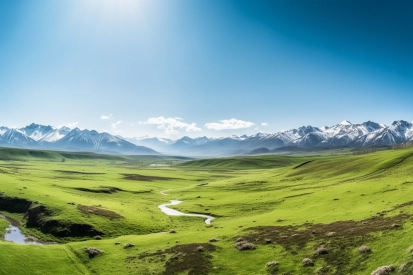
339, 120, 352, 125
59, 126, 71, 131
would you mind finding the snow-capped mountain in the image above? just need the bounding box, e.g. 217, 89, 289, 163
0, 120, 412, 156
39, 126, 71, 143
130, 120, 413, 156
52, 128, 157, 154
2, 129, 37, 146
352, 120, 413, 147
171, 136, 210, 148
123, 136, 173, 152
20, 123, 56, 141
0, 124, 158, 155
0, 126, 9, 135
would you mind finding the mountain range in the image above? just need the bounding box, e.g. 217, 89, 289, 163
0, 120, 412, 156
0, 123, 158, 155
126, 120, 413, 156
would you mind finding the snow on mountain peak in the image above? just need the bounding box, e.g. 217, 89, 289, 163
339, 120, 352, 126
59, 126, 71, 131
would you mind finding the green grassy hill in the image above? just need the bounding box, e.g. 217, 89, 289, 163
1, 147, 413, 274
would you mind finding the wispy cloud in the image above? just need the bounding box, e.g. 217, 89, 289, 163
111, 120, 122, 130
261, 122, 268, 126
101, 114, 114, 120
205, 118, 254, 130
140, 116, 201, 135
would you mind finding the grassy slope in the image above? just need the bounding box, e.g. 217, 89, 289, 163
1, 148, 413, 274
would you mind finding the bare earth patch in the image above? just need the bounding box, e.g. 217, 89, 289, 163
122, 174, 177, 181
54, 170, 106, 175
137, 243, 216, 275
238, 214, 411, 274
77, 205, 124, 219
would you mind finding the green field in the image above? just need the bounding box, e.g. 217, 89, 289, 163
1, 147, 413, 274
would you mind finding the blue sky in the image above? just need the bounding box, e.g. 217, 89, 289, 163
0, 0, 412, 138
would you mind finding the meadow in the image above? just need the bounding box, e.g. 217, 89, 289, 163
1, 147, 413, 274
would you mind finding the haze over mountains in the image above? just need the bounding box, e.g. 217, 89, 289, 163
127, 120, 413, 156
0, 120, 412, 156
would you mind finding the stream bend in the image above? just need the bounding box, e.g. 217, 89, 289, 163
158, 200, 215, 225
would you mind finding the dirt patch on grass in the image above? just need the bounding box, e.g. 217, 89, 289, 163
392, 201, 413, 210
283, 192, 314, 199
0, 194, 33, 213
122, 174, 177, 181
25, 204, 104, 238
245, 214, 409, 248
242, 214, 411, 274
54, 170, 106, 175
73, 186, 152, 195
1, 194, 104, 238
293, 160, 313, 169
137, 243, 216, 275
77, 205, 123, 219
74, 187, 122, 194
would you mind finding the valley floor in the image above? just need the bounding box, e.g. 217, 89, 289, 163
1, 148, 413, 274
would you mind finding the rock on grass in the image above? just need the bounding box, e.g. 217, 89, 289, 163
314, 247, 328, 255
399, 262, 413, 272
123, 243, 135, 249
358, 245, 371, 253
266, 261, 278, 267
371, 265, 395, 275
234, 240, 256, 251
302, 258, 314, 266
85, 247, 104, 258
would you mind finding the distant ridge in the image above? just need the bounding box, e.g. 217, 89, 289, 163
0, 124, 158, 155
126, 120, 413, 156
1, 120, 412, 156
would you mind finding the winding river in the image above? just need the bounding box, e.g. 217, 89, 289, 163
2, 191, 215, 245
158, 200, 215, 225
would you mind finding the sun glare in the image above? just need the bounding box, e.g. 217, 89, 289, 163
83, 0, 146, 20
